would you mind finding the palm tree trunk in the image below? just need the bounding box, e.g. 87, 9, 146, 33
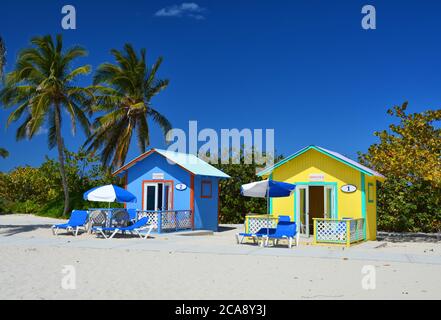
55, 103, 70, 216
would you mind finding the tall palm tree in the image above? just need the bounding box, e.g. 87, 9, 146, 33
0, 148, 8, 158
84, 44, 171, 170
1, 39, 9, 160
0, 34, 93, 215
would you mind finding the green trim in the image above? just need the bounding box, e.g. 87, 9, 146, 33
269, 173, 273, 215
258, 145, 375, 177
367, 183, 374, 203
294, 182, 337, 186
293, 182, 338, 227
361, 173, 367, 240
293, 190, 297, 222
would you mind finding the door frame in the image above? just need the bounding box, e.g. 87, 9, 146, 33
294, 182, 338, 237
141, 180, 174, 211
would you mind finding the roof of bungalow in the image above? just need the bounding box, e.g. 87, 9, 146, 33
257, 145, 385, 179
113, 148, 230, 179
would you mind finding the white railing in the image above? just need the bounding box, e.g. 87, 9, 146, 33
245, 214, 279, 234
314, 218, 365, 246
137, 210, 193, 233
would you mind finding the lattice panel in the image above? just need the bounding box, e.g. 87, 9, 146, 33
316, 220, 347, 243
247, 217, 278, 234
175, 210, 192, 230
137, 211, 158, 231
350, 219, 364, 243
160, 212, 177, 230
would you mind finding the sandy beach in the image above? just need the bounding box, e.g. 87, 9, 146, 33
1, 214, 440, 300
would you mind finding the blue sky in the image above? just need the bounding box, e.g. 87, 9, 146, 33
1, 0, 441, 171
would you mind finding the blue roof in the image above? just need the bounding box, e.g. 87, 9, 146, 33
113, 148, 230, 179
257, 145, 385, 179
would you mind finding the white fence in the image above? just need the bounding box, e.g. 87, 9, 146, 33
314, 218, 365, 246
137, 210, 193, 233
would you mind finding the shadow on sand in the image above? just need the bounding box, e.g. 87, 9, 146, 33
0, 224, 53, 237
377, 231, 441, 243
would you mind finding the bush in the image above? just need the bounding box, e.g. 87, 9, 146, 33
0, 149, 120, 218
359, 103, 441, 233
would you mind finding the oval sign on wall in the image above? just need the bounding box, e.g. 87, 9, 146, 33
341, 184, 357, 193
176, 183, 187, 191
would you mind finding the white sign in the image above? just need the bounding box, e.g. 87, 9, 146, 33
152, 173, 165, 180
341, 184, 357, 193
176, 183, 187, 191
309, 174, 325, 182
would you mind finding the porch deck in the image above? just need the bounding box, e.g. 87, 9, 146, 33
244, 214, 365, 246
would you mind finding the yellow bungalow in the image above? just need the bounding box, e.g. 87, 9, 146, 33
256, 145, 385, 245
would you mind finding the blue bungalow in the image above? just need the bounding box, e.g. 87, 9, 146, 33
113, 149, 230, 232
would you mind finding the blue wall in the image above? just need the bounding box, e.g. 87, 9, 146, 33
124, 152, 220, 231
126, 152, 191, 212
194, 175, 220, 231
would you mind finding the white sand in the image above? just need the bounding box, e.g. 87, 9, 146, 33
1, 214, 440, 300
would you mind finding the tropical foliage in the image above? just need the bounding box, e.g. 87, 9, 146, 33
0, 148, 8, 158
84, 44, 171, 170
0, 34, 94, 215
0, 149, 118, 217
359, 102, 441, 232
212, 147, 281, 224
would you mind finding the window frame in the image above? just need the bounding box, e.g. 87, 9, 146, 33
201, 180, 213, 199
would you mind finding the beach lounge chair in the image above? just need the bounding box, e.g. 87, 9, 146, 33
127, 208, 137, 222
235, 215, 292, 245
51, 210, 88, 237
263, 221, 299, 248
88, 210, 108, 233
236, 227, 276, 246
111, 209, 130, 227
92, 217, 154, 240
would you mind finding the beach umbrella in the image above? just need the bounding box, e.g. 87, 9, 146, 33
83, 184, 137, 203
241, 179, 296, 239
241, 180, 296, 198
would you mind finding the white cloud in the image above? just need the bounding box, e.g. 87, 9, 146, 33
155, 2, 206, 20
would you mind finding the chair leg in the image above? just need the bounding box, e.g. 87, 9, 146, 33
288, 238, 292, 248
134, 230, 143, 239
75, 227, 79, 237
108, 229, 119, 239
97, 228, 107, 239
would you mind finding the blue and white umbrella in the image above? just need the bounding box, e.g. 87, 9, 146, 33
83, 184, 137, 203
241, 180, 296, 198
241, 179, 296, 239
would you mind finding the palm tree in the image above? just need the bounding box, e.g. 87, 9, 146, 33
0, 34, 93, 215
0, 36, 6, 79
84, 44, 171, 170
0, 148, 8, 158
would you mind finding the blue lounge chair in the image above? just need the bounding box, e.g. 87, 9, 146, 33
51, 210, 88, 237
263, 221, 299, 248
236, 215, 292, 245
92, 217, 154, 239
235, 227, 276, 245
127, 208, 137, 222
